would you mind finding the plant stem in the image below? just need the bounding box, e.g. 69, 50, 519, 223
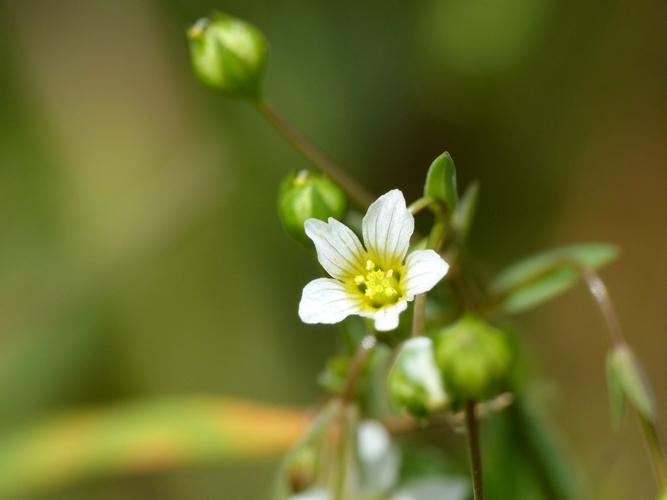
333, 407, 350, 500
411, 294, 426, 337
340, 334, 376, 404
465, 402, 484, 500
576, 264, 624, 347
254, 99, 374, 208
408, 196, 435, 215
640, 414, 667, 493
576, 264, 667, 493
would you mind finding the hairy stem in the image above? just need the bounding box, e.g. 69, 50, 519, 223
465, 402, 485, 500
255, 99, 374, 208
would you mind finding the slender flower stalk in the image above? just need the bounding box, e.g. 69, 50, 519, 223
576, 264, 667, 492
340, 335, 377, 404
465, 402, 484, 500
255, 99, 374, 208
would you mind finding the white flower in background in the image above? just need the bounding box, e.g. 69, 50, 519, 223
299, 189, 449, 331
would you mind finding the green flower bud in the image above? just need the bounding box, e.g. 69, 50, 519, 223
388, 337, 447, 418
434, 314, 511, 406
278, 170, 348, 244
187, 12, 268, 98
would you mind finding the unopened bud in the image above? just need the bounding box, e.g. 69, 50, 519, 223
435, 314, 511, 406
388, 337, 447, 418
278, 170, 348, 244
187, 12, 268, 98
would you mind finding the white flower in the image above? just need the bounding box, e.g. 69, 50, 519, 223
299, 189, 449, 331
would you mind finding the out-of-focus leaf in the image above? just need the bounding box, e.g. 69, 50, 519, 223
317, 356, 350, 395
484, 391, 587, 500
607, 345, 655, 422
0, 397, 306, 498
513, 399, 587, 500
489, 244, 619, 314
606, 350, 626, 428
423, 152, 458, 211
451, 181, 479, 243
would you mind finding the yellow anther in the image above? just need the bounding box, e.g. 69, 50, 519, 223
386, 269, 394, 278
385, 287, 397, 296
366, 259, 375, 271
354, 275, 365, 285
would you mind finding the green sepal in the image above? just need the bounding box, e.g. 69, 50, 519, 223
607, 345, 655, 422
490, 243, 619, 314
606, 350, 626, 428
388, 337, 447, 418
423, 152, 458, 212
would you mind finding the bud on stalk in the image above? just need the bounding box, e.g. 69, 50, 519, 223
187, 12, 268, 98
278, 170, 348, 244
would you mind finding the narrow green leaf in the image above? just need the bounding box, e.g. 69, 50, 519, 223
606, 350, 626, 428
608, 345, 655, 422
423, 152, 458, 210
451, 181, 479, 242
0, 397, 306, 498
490, 243, 619, 314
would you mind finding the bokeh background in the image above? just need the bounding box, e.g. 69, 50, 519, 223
1, 0, 665, 498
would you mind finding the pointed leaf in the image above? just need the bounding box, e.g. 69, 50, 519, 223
608, 345, 655, 422
423, 152, 458, 211
490, 244, 619, 314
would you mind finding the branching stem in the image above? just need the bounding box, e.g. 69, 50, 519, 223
255, 99, 374, 208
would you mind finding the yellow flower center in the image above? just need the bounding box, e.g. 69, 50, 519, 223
353, 259, 403, 309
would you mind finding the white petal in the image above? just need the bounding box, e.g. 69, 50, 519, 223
366, 300, 408, 331
299, 278, 362, 325
362, 190, 414, 267
403, 250, 449, 299
305, 218, 365, 280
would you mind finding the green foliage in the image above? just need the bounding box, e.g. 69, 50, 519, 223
187, 12, 268, 98
317, 355, 350, 394
278, 170, 348, 244
607, 345, 655, 423
423, 152, 458, 212
490, 243, 619, 314
485, 398, 587, 500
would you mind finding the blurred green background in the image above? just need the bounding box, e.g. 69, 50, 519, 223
0, 0, 665, 498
